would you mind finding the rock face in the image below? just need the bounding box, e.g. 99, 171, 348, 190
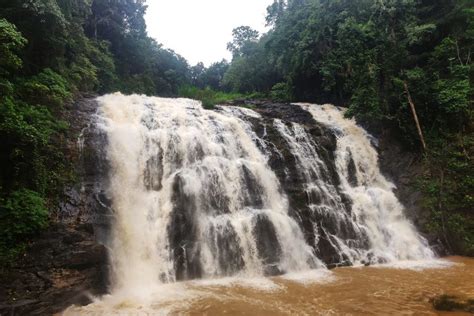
0, 225, 107, 315
0, 96, 111, 315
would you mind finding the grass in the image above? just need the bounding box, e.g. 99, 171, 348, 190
178, 85, 266, 109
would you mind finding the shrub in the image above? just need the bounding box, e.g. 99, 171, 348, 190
19, 68, 71, 108
0, 189, 49, 264
270, 82, 292, 102
178, 85, 255, 109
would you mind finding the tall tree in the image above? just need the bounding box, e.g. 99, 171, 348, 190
226, 26, 260, 58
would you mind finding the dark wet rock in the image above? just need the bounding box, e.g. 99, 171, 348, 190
327, 260, 352, 269
212, 224, 245, 276
431, 295, 474, 313
253, 213, 283, 275
241, 164, 264, 209
144, 146, 164, 191
255, 102, 318, 125
169, 174, 203, 281
346, 152, 358, 187
0, 225, 108, 315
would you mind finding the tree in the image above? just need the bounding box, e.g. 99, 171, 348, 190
226, 26, 259, 58
0, 19, 27, 95
266, 0, 286, 26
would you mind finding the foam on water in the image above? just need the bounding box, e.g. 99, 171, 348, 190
373, 258, 456, 271
278, 269, 336, 285
191, 275, 282, 291
64, 283, 199, 315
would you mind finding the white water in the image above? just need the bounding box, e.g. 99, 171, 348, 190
67, 94, 436, 314
97, 93, 319, 296
273, 118, 366, 262
297, 103, 434, 263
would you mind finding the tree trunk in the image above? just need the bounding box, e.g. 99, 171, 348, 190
404, 81, 427, 151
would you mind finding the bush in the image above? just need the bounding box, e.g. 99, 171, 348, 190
178, 85, 256, 109
270, 82, 292, 102
0, 18, 27, 75
19, 68, 71, 108
420, 132, 474, 256
0, 189, 49, 264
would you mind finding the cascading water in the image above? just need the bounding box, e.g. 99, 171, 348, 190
278, 103, 434, 264
95, 93, 433, 296
97, 93, 320, 295
303, 104, 434, 262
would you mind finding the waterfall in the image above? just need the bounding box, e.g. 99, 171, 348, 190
96, 93, 433, 293
297, 103, 434, 263
97, 93, 319, 293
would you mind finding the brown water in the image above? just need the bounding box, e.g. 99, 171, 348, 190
67, 257, 474, 315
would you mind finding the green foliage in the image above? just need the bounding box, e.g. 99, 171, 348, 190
87, 40, 118, 93
226, 26, 260, 58
0, 189, 48, 265
191, 60, 229, 91
0, 97, 67, 195
0, 18, 27, 74
223, 37, 280, 93
218, 0, 472, 141
178, 86, 259, 109
420, 133, 474, 256
0, 19, 27, 96
270, 82, 292, 102
0, 189, 48, 243
83, 0, 189, 96
19, 68, 71, 108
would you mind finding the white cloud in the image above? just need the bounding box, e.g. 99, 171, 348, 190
145, 0, 272, 66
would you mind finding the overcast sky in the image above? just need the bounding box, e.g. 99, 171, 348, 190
145, 0, 273, 66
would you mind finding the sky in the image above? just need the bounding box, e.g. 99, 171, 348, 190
145, 0, 273, 66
